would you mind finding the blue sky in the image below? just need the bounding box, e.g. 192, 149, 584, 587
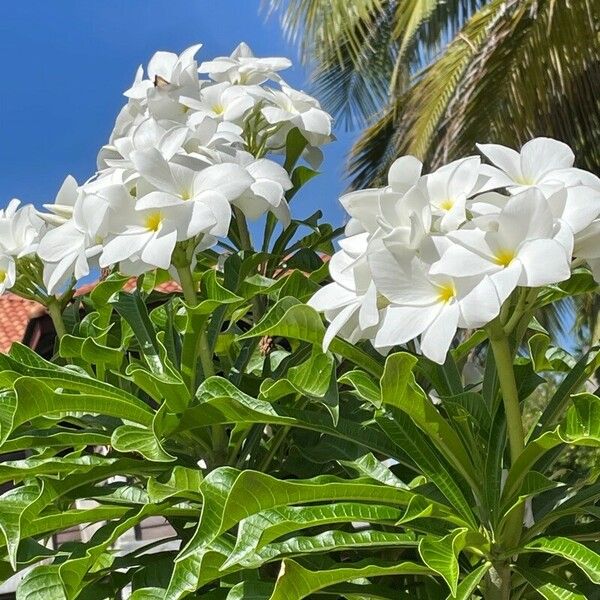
0, 0, 352, 228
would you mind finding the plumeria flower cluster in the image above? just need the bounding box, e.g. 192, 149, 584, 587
310, 138, 600, 363
0, 43, 332, 296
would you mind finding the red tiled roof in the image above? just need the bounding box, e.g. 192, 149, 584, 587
0, 293, 46, 352
0, 280, 181, 352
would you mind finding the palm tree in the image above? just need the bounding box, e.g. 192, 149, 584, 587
267, 0, 600, 190
267, 0, 600, 346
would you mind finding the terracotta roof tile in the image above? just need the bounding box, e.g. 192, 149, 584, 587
0, 293, 46, 352
0, 280, 181, 352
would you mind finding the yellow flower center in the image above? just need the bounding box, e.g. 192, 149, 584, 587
0, 270, 6, 284
436, 282, 456, 303
494, 249, 515, 267
515, 176, 534, 185
181, 189, 191, 201
440, 198, 454, 211
144, 212, 163, 232
212, 104, 224, 115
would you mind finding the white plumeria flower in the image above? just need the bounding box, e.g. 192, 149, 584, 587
99, 184, 219, 271
37, 185, 120, 293
368, 243, 500, 364
184, 82, 257, 124
431, 189, 571, 304
99, 118, 189, 170
125, 44, 203, 100
421, 156, 482, 232
131, 148, 252, 214
262, 85, 332, 146
340, 155, 424, 237
198, 42, 291, 85
573, 220, 600, 283
0, 199, 45, 257
231, 155, 293, 225
309, 234, 381, 350
40, 175, 79, 226
477, 137, 596, 196
0, 254, 16, 294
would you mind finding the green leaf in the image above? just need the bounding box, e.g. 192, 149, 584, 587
224, 502, 404, 569
377, 409, 477, 527
16, 565, 67, 600
523, 537, 600, 584
111, 425, 175, 462
250, 529, 418, 569
338, 369, 381, 406
10, 376, 153, 430
269, 558, 431, 599
517, 567, 587, 600
238, 298, 383, 377
180, 467, 420, 560
419, 529, 468, 595
381, 353, 478, 494
448, 562, 491, 600
147, 466, 203, 502
110, 289, 163, 374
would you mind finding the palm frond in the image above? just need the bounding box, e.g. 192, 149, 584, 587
350, 0, 511, 186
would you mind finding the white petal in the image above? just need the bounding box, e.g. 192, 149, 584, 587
387, 156, 422, 193
374, 304, 441, 348
141, 229, 177, 269
516, 239, 570, 287
498, 189, 554, 247
477, 143, 522, 180
420, 302, 459, 364
520, 137, 574, 182
430, 244, 497, 277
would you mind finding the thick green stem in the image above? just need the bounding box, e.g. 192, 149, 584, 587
176, 263, 226, 464
488, 320, 524, 464
233, 207, 264, 320
233, 207, 253, 252
486, 319, 525, 599
47, 300, 67, 340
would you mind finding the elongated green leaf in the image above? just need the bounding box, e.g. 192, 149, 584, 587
449, 562, 491, 600
517, 567, 587, 600
180, 467, 420, 560
16, 565, 67, 600
224, 502, 404, 569
110, 289, 163, 374
249, 529, 418, 568
523, 537, 600, 584
11, 376, 153, 430
269, 558, 431, 599
419, 529, 468, 595
111, 425, 175, 462
381, 353, 478, 494
377, 409, 476, 527
238, 298, 383, 377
